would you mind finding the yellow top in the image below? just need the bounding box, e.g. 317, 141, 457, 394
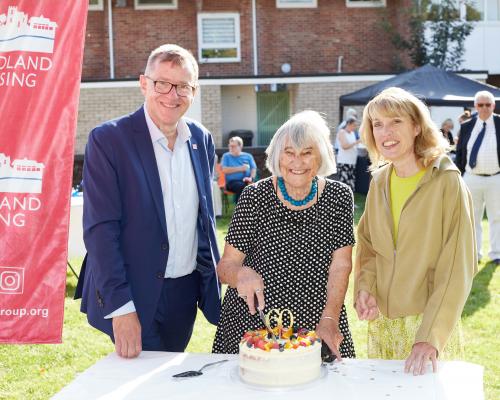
390, 168, 426, 245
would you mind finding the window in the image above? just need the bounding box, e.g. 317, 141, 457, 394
89, 0, 103, 11
346, 0, 386, 8
468, 0, 500, 20
276, 0, 317, 7
134, 0, 177, 10
197, 13, 241, 63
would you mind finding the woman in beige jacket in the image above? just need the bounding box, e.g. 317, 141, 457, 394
354, 87, 477, 375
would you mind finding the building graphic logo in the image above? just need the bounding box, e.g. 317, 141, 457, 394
0, 153, 44, 194
0, 6, 58, 54
0, 266, 24, 294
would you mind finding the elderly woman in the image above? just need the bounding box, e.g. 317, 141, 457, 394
212, 110, 356, 359
354, 87, 477, 375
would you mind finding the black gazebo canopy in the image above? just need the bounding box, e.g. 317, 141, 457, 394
339, 64, 500, 118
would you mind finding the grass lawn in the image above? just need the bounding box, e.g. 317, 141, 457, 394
0, 194, 498, 399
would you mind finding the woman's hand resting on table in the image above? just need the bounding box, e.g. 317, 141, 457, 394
236, 266, 265, 315
405, 342, 438, 375
316, 317, 343, 361
355, 290, 379, 320
356, 290, 438, 375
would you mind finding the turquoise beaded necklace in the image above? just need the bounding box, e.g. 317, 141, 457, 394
277, 176, 317, 207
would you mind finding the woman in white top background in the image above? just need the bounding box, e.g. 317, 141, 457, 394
336, 116, 361, 192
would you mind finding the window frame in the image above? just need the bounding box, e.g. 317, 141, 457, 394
471, 0, 500, 21
134, 0, 178, 10
346, 0, 386, 8
197, 12, 241, 63
276, 0, 318, 8
88, 0, 104, 11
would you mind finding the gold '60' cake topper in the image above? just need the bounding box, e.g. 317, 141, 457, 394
265, 309, 294, 335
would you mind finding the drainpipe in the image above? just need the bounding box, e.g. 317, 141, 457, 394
252, 0, 258, 76
337, 55, 343, 73
107, 0, 115, 79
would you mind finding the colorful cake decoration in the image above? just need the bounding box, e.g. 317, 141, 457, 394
240, 309, 321, 351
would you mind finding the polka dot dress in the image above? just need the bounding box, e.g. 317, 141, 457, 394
212, 177, 356, 357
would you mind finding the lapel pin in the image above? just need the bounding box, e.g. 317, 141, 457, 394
192, 143, 198, 150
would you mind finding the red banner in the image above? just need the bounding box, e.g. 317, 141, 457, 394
0, 1, 88, 343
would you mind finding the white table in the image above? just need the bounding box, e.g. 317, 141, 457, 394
53, 352, 483, 400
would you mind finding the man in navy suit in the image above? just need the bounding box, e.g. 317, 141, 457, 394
456, 90, 500, 265
75, 44, 221, 358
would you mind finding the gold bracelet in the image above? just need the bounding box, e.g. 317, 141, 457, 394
321, 316, 336, 322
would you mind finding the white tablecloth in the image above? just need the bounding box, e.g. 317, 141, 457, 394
53, 352, 483, 400
68, 196, 85, 258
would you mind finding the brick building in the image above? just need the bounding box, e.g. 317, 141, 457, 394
78, 0, 415, 156
77, 0, 494, 162
84, 0, 409, 80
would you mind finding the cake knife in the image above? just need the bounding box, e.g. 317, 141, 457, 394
254, 294, 278, 341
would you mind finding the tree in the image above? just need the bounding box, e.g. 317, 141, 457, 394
382, 0, 479, 70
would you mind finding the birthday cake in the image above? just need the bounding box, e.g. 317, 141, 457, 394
238, 309, 322, 387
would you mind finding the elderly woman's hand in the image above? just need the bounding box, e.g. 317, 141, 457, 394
355, 290, 379, 320
315, 317, 343, 361
236, 266, 265, 315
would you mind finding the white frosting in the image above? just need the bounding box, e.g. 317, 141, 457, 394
238, 342, 321, 387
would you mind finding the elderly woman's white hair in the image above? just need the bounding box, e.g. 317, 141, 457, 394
265, 110, 336, 177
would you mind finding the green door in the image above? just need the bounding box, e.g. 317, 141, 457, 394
256, 91, 290, 146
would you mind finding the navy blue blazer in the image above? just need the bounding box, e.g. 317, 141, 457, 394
455, 114, 500, 175
75, 107, 221, 338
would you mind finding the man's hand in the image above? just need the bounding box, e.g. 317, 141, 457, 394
404, 342, 438, 375
355, 290, 379, 320
112, 312, 142, 358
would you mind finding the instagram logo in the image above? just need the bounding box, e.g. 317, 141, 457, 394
0, 267, 24, 294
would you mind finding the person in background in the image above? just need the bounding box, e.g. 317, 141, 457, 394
213, 110, 356, 360
458, 110, 471, 125
335, 108, 359, 152
455, 90, 500, 265
440, 118, 455, 146
221, 136, 257, 203
336, 117, 361, 193
75, 44, 221, 358
355, 87, 476, 375
455, 110, 472, 143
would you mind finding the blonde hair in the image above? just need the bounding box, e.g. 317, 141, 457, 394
360, 87, 448, 170
265, 110, 336, 177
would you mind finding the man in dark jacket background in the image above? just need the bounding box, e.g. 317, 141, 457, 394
456, 90, 500, 265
